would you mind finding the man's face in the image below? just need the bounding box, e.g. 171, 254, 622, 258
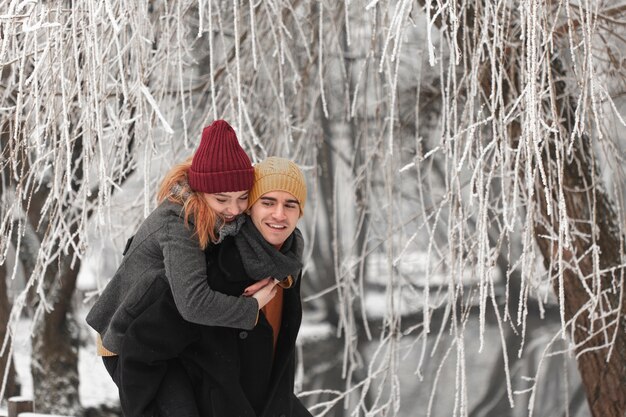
249, 191, 300, 248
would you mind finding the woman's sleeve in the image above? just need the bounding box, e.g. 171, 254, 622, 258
161, 214, 258, 329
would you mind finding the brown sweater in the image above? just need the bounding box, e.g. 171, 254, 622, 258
262, 287, 284, 352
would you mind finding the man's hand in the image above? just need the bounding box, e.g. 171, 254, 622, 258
243, 277, 278, 309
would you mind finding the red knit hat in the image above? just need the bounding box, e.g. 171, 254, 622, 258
188, 120, 254, 193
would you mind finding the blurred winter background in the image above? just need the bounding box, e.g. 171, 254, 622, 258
0, 1, 625, 417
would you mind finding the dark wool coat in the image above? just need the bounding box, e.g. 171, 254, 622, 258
86, 201, 258, 355
118, 235, 312, 417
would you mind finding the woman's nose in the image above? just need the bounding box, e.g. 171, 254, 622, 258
224, 201, 240, 215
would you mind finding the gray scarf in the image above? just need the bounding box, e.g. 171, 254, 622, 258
170, 180, 192, 201
234, 216, 303, 282
213, 216, 245, 244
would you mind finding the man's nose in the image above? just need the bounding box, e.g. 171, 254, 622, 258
272, 205, 287, 220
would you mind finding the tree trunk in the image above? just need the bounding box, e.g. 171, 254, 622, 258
533, 57, 626, 417
0, 264, 21, 400
534, 140, 626, 417
0, 123, 22, 400
31, 258, 81, 415
0, 69, 81, 411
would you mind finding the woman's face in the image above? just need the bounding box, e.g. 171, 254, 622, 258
203, 190, 249, 222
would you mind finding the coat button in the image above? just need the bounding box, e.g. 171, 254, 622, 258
239, 331, 248, 339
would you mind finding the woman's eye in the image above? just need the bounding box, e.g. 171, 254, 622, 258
216, 199, 227, 203
239, 196, 249, 201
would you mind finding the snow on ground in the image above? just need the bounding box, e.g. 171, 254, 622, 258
79, 328, 121, 407
12, 314, 119, 410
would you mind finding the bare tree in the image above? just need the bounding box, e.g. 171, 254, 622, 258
0, 1, 624, 417
1, 1, 174, 413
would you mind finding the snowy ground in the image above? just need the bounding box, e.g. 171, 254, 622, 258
11, 315, 119, 410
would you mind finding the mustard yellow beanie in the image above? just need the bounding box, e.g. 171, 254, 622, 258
248, 157, 307, 216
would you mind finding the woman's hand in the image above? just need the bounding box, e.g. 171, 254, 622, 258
243, 277, 278, 309
242, 277, 273, 296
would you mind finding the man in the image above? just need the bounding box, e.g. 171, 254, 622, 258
117, 157, 312, 417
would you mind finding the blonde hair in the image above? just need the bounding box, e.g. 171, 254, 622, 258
157, 157, 219, 249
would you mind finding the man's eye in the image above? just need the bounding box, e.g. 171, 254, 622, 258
286, 204, 297, 209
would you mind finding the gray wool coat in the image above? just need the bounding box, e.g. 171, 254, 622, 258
85, 200, 258, 354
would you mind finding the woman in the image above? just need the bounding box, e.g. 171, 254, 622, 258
117, 157, 313, 417
86, 120, 278, 416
